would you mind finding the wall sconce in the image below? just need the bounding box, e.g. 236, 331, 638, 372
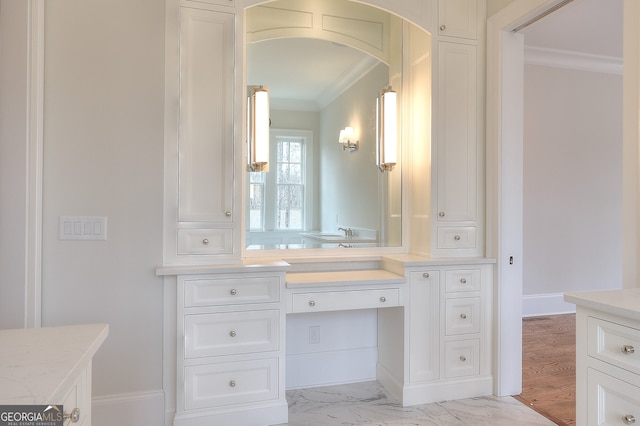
376, 87, 397, 172
248, 86, 270, 172
338, 127, 358, 152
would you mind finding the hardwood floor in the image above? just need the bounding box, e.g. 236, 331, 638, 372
515, 314, 576, 426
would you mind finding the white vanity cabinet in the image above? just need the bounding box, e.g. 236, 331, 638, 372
165, 5, 240, 265
175, 272, 288, 426
565, 289, 640, 426
432, 0, 485, 257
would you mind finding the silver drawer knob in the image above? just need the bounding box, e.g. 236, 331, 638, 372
202, 238, 209, 245
460, 278, 467, 284
229, 380, 236, 387
309, 300, 316, 307
440, 24, 446, 31
439, 212, 445, 217
225, 211, 232, 217
230, 288, 237, 296
380, 296, 387, 303
460, 313, 467, 319
423, 273, 430, 278
622, 345, 635, 354
454, 235, 461, 241
623, 414, 636, 425
64, 408, 80, 423
459, 355, 466, 362
229, 330, 236, 337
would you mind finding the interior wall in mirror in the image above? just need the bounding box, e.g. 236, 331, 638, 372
245, 0, 405, 250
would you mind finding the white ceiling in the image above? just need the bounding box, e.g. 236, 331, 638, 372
520, 0, 623, 58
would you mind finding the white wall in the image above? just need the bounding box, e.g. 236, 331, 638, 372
523, 63, 623, 315
39, 0, 165, 412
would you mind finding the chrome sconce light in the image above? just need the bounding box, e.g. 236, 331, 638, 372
338, 126, 358, 152
376, 87, 398, 172
248, 86, 270, 172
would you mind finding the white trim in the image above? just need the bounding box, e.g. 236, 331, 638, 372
524, 45, 623, 75
25, 0, 44, 328
522, 293, 576, 317
92, 391, 165, 426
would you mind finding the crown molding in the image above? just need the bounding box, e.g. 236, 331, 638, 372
524, 45, 623, 75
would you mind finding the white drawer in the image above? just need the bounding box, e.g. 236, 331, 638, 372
183, 276, 280, 307
437, 226, 477, 249
445, 269, 481, 293
62, 362, 90, 426
178, 228, 233, 255
588, 367, 640, 426
588, 317, 640, 375
184, 310, 279, 358
445, 297, 480, 335
444, 339, 480, 378
184, 358, 278, 410
290, 288, 399, 313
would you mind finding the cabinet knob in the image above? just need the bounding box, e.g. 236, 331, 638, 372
309, 300, 316, 307
230, 288, 237, 296
460, 278, 467, 284
380, 296, 387, 303
454, 235, 461, 241
202, 239, 209, 245
440, 24, 446, 31
423, 272, 430, 278
225, 211, 232, 217
623, 414, 636, 425
460, 313, 467, 319
64, 408, 81, 423
229, 380, 236, 388
439, 212, 445, 217
459, 355, 466, 362
229, 330, 236, 337
622, 345, 635, 354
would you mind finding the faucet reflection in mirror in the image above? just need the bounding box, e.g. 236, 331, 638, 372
248, 86, 270, 172
338, 127, 359, 152
376, 87, 397, 172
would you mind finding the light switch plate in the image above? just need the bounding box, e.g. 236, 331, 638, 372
59, 216, 107, 240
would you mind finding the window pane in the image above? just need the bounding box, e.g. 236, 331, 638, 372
249, 182, 264, 231
277, 185, 303, 229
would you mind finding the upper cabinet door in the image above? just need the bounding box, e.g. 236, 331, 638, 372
179, 8, 235, 223
438, 0, 477, 40
436, 42, 477, 223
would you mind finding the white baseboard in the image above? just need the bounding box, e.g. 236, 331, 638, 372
286, 347, 377, 389
93, 390, 164, 426
522, 293, 576, 317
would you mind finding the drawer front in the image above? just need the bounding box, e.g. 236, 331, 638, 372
178, 228, 233, 255
291, 288, 399, 313
184, 358, 278, 410
437, 226, 477, 249
588, 317, 640, 375
445, 269, 481, 293
62, 363, 89, 426
588, 368, 640, 426
183, 276, 280, 307
185, 310, 279, 358
444, 339, 480, 378
445, 297, 480, 335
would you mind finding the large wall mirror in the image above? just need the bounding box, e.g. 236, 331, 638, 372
245, 0, 431, 251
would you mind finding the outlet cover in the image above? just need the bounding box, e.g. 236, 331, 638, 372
309, 326, 320, 344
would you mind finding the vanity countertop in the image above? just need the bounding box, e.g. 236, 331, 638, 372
0, 323, 109, 405
564, 288, 640, 321
286, 269, 405, 288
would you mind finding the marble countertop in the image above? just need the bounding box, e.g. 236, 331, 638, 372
564, 288, 640, 321
0, 323, 109, 405
286, 269, 406, 288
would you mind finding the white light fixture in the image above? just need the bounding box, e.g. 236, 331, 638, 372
376, 87, 398, 172
338, 126, 358, 152
248, 86, 270, 172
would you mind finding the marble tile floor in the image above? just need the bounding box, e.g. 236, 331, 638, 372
279, 381, 556, 426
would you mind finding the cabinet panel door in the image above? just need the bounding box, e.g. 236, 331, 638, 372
438, 0, 477, 40
179, 9, 234, 222
409, 270, 440, 382
436, 42, 477, 222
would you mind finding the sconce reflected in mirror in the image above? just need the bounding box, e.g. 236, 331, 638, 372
338, 126, 359, 152
248, 86, 270, 172
376, 87, 397, 172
